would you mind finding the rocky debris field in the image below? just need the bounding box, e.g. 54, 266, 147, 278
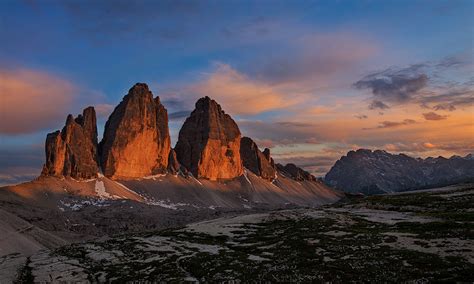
3, 183, 473, 282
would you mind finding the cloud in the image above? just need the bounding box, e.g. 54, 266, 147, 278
419, 89, 474, 111
62, 0, 200, 44
422, 112, 448, 121
354, 54, 474, 111
169, 110, 191, 120
191, 63, 302, 115
364, 119, 417, 130
384, 142, 433, 153
251, 33, 377, 85
355, 71, 428, 103
0, 172, 39, 187
423, 142, 436, 149
433, 104, 457, 111
0, 68, 75, 135
368, 100, 390, 110
384, 141, 474, 154
221, 16, 274, 38
0, 143, 43, 186
239, 120, 323, 146
94, 103, 115, 119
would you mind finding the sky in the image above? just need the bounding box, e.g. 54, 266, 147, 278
0, 0, 473, 185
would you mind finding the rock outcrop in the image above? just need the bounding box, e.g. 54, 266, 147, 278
175, 97, 243, 181
325, 149, 474, 195
277, 163, 317, 182
167, 149, 182, 175
99, 83, 171, 179
240, 137, 276, 180
41, 107, 99, 179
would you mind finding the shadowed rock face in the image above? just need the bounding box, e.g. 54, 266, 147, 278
167, 149, 181, 175
175, 97, 243, 181
100, 83, 171, 179
277, 163, 317, 182
325, 149, 474, 194
42, 107, 99, 179
240, 137, 276, 180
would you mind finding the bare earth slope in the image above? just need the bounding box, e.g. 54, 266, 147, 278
0, 171, 341, 269
4, 183, 472, 282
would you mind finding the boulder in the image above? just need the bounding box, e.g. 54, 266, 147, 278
175, 97, 243, 181
41, 107, 99, 179
99, 83, 171, 179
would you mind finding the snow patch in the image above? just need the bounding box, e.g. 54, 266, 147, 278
145, 199, 189, 210
139, 174, 166, 181
59, 199, 110, 211
243, 169, 252, 185
95, 180, 112, 199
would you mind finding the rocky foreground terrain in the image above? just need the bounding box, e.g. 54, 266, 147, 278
2, 183, 472, 282
325, 149, 474, 194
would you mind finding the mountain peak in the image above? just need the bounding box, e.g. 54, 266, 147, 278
99, 84, 171, 179
42, 107, 99, 179
240, 137, 276, 180
325, 149, 474, 194
175, 97, 243, 181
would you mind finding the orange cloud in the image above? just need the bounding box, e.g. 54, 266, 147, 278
191, 63, 304, 115
0, 68, 75, 134
94, 103, 115, 119
423, 142, 436, 149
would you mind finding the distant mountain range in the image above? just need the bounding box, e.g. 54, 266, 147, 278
324, 149, 474, 195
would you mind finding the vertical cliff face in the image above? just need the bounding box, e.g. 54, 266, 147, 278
240, 137, 276, 180
99, 83, 171, 179
41, 107, 99, 179
175, 97, 243, 181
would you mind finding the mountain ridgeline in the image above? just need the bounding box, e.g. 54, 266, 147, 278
41, 83, 314, 183
325, 149, 474, 195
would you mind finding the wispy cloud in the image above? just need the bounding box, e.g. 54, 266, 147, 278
355, 72, 428, 103
62, 0, 200, 44
368, 100, 390, 110
422, 112, 448, 121
354, 53, 474, 111
0, 68, 75, 135
250, 32, 378, 86
355, 114, 368, 119
169, 110, 191, 120
364, 119, 417, 130
190, 63, 304, 115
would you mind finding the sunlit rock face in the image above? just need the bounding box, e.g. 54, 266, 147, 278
277, 163, 317, 182
175, 97, 243, 181
100, 83, 171, 179
240, 137, 276, 180
42, 107, 99, 179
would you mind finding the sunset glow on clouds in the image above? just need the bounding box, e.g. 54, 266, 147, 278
0, 0, 473, 182
0, 69, 75, 134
